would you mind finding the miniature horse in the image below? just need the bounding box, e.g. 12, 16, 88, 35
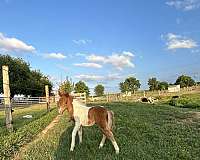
57, 92, 119, 154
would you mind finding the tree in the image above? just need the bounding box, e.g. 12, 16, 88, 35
59, 80, 74, 94
148, 77, 159, 91
28, 70, 52, 97
119, 77, 140, 93
74, 81, 90, 96
0, 55, 31, 97
158, 81, 168, 90
175, 75, 195, 88
119, 82, 128, 93
94, 84, 104, 96
0, 54, 52, 97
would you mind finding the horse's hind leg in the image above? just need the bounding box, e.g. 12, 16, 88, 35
99, 134, 106, 148
102, 128, 119, 154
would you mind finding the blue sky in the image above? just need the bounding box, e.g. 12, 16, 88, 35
0, 0, 200, 93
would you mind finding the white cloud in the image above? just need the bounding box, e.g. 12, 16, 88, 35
166, 0, 200, 11
0, 32, 35, 53
74, 73, 121, 82
122, 51, 134, 57
86, 54, 106, 62
44, 53, 66, 59
107, 53, 135, 70
75, 53, 87, 57
74, 63, 102, 68
86, 51, 135, 70
56, 64, 68, 71
164, 33, 198, 50
73, 39, 92, 45
75, 74, 103, 81
106, 74, 122, 80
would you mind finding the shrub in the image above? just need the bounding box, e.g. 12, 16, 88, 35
169, 97, 200, 108
184, 102, 200, 108
169, 97, 188, 107
155, 96, 162, 100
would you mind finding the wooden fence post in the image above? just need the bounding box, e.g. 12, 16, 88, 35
158, 90, 161, 96
84, 92, 86, 104
115, 94, 118, 101
2, 66, 13, 131
143, 91, 146, 97
45, 85, 50, 112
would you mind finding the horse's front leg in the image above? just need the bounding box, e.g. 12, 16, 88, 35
78, 126, 82, 144
70, 121, 80, 151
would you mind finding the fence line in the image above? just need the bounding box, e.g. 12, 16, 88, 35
0, 92, 87, 107
89, 85, 200, 103
73, 92, 87, 104
0, 96, 55, 107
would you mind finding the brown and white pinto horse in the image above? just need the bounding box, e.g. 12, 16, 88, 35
57, 92, 119, 154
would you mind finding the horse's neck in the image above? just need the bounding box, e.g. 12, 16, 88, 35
72, 99, 90, 120
73, 99, 85, 109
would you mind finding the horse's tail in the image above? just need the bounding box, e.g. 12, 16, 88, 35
107, 110, 115, 130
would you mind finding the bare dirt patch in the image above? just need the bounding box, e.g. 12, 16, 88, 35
178, 111, 200, 124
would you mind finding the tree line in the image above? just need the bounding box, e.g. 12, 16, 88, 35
0, 55, 52, 97
60, 74, 198, 97
119, 75, 197, 94
59, 74, 198, 97
59, 79, 104, 97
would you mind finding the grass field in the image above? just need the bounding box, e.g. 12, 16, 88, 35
0, 104, 58, 159
18, 100, 200, 160
0, 104, 51, 136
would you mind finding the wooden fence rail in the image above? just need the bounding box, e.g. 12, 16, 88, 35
0, 96, 55, 107
73, 92, 87, 104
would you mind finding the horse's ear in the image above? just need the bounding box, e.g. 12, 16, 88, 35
65, 93, 69, 97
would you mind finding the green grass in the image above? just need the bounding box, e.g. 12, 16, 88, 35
0, 104, 52, 137
182, 93, 200, 104
0, 104, 58, 159
168, 93, 200, 108
19, 102, 200, 160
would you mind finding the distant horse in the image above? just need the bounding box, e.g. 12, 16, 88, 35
57, 92, 119, 154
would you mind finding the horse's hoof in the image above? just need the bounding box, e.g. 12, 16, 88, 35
70, 148, 74, 152
116, 150, 119, 154
99, 144, 103, 149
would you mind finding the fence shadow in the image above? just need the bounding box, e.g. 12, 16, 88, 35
54, 125, 76, 160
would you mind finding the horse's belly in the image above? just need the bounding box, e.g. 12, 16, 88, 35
79, 115, 89, 126
82, 121, 95, 127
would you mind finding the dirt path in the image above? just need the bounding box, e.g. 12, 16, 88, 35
13, 115, 62, 160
